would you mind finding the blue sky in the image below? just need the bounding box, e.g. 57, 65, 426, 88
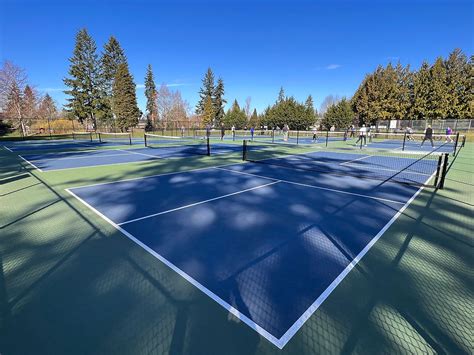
1, 0, 472, 113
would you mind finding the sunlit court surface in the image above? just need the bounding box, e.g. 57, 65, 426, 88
1, 1, 473, 354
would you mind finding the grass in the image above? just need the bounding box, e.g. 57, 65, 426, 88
0, 139, 472, 354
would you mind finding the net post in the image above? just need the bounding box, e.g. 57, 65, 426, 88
129, 133, 132, 145
453, 132, 459, 155
325, 130, 329, 147
242, 140, 247, 161
272, 129, 275, 143
206, 137, 210, 156
296, 130, 299, 145
438, 153, 449, 189
99, 132, 103, 143
233, 130, 235, 141
402, 132, 407, 151
434, 154, 443, 187
360, 134, 363, 149
144, 133, 148, 147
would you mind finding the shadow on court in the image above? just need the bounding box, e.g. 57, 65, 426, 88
0, 145, 472, 354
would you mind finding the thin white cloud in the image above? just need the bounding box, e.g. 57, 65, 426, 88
136, 83, 190, 89
166, 83, 190, 87
38, 87, 65, 92
326, 64, 341, 70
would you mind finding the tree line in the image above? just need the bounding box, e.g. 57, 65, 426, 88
1, 36, 472, 135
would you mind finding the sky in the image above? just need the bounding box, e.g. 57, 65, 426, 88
1, 0, 473, 114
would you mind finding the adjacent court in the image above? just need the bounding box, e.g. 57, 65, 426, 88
67, 150, 433, 348
10, 142, 243, 171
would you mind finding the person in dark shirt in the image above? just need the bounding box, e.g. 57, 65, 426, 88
420, 125, 434, 148
220, 123, 225, 140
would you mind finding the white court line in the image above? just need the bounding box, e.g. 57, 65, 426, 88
18, 155, 43, 172
214, 167, 405, 205
65, 160, 436, 349
3, 145, 13, 152
341, 162, 432, 177
276, 170, 436, 347
339, 154, 372, 166
117, 149, 161, 159
65, 161, 242, 189
65, 187, 283, 348
26, 151, 132, 162
118, 181, 280, 225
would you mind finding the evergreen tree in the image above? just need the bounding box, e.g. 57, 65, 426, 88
428, 57, 449, 119
102, 36, 127, 95
223, 99, 247, 129
213, 77, 226, 125
467, 55, 474, 118
249, 108, 259, 128
322, 98, 354, 129
305, 94, 317, 122
196, 68, 215, 115
38, 93, 57, 119
63, 28, 108, 129
264, 96, 315, 130
445, 48, 469, 119
144, 64, 157, 130
22, 85, 37, 118
112, 63, 140, 131
277, 87, 285, 102
202, 95, 214, 126
412, 61, 431, 119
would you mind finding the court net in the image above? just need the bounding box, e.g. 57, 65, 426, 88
242, 140, 450, 188
144, 133, 210, 156
72, 131, 94, 142
98, 132, 132, 145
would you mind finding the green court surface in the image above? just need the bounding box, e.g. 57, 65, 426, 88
0, 141, 472, 354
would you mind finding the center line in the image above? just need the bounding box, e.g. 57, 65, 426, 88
117, 180, 281, 226
215, 167, 406, 205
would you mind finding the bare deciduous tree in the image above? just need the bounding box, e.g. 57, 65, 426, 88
0, 60, 28, 111
156, 84, 191, 128
319, 94, 342, 115
244, 96, 252, 118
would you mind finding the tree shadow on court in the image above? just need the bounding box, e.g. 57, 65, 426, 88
0, 153, 263, 354
0, 144, 472, 355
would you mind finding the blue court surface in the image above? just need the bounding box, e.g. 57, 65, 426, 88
18, 143, 244, 171
3, 138, 144, 153
67, 156, 427, 348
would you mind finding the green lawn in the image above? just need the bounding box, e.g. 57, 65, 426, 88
0, 141, 472, 354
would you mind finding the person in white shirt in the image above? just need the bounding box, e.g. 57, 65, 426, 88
355, 124, 367, 146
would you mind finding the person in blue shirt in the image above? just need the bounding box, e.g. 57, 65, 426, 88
250, 126, 255, 140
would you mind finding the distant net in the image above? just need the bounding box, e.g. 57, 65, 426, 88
242, 140, 450, 188
72, 131, 93, 142
98, 132, 132, 145
144, 133, 210, 156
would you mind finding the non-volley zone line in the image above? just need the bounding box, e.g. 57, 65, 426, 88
117, 180, 281, 226
214, 167, 405, 205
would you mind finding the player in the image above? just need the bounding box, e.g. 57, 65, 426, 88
420, 125, 434, 148
355, 124, 367, 146
220, 123, 225, 141
312, 128, 318, 143
445, 126, 453, 143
